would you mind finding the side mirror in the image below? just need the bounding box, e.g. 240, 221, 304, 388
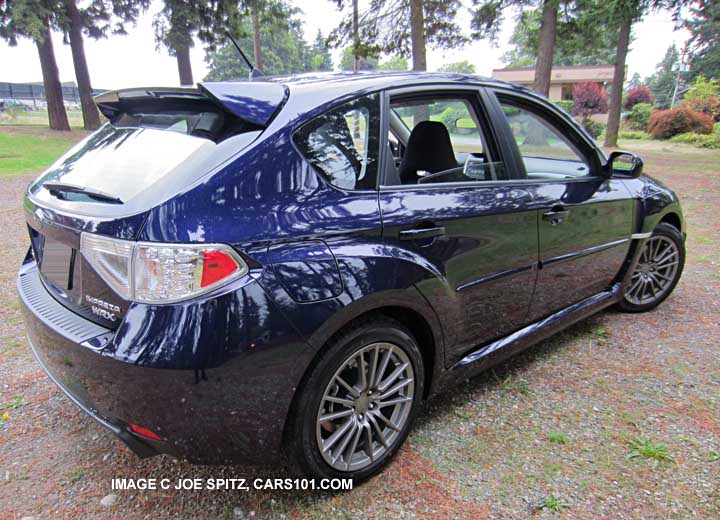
608, 150, 643, 178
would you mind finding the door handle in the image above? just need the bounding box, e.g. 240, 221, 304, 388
542, 207, 570, 224
399, 226, 445, 240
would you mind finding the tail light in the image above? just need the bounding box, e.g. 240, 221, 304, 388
80, 233, 248, 304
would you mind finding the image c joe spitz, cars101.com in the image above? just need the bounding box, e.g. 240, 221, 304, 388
18, 71, 685, 482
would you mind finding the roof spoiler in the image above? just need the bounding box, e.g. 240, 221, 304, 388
94, 83, 288, 127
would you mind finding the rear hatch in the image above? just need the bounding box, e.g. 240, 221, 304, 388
25, 83, 287, 329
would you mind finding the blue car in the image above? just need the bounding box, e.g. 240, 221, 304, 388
18, 72, 685, 481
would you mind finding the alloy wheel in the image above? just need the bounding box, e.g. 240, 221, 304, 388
316, 342, 415, 472
625, 235, 680, 306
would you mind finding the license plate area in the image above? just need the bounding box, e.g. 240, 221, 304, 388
39, 237, 77, 291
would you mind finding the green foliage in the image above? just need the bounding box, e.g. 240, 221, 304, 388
500, 2, 618, 67
625, 102, 654, 131
0, 0, 54, 45
683, 76, 720, 121
329, 0, 468, 62
0, 395, 25, 410
553, 100, 574, 114
646, 45, 683, 109
377, 55, 408, 71
670, 132, 720, 149
154, 0, 240, 55
685, 75, 720, 100
683, 2, 720, 83
437, 60, 476, 74
547, 432, 570, 444
204, 6, 314, 79
627, 438, 675, 463
647, 107, 714, 139
309, 30, 333, 71
582, 119, 606, 139
618, 130, 651, 140
540, 495, 570, 513
339, 46, 379, 71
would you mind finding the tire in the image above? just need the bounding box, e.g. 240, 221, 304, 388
618, 222, 685, 313
288, 316, 424, 482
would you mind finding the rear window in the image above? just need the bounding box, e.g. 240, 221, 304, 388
30, 125, 215, 204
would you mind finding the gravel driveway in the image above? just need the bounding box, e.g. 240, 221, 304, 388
0, 140, 718, 519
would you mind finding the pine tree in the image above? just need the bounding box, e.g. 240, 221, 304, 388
58, 0, 149, 130
0, 0, 70, 131
154, 0, 240, 86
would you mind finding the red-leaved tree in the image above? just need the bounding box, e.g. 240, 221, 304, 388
624, 85, 655, 110
572, 82, 609, 120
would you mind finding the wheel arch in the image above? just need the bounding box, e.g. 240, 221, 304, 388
281, 301, 442, 453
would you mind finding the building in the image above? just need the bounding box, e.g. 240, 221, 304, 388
491, 64, 616, 101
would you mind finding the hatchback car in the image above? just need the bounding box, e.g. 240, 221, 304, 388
18, 72, 685, 481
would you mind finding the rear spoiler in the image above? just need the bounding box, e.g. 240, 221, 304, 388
199, 82, 288, 126
94, 82, 288, 127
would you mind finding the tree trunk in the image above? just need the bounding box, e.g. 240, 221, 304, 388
604, 18, 631, 148
409, 0, 427, 71
352, 0, 359, 71
65, 0, 101, 130
533, 0, 557, 96
251, 6, 264, 72
36, 20, 70, 132
176, 44, 194, 86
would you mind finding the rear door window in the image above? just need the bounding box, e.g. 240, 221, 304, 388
293, 94, 380, 190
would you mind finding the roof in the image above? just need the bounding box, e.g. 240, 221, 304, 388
200, 71, 530, 116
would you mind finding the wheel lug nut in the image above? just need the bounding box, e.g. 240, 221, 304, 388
359, 414, 364, 420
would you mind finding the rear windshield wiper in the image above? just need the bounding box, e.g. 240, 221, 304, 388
43, 182, 124, 204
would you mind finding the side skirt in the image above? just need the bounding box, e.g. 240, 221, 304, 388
441, 284, 623, 386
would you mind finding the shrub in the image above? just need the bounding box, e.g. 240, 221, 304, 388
553, 99, 574, 114
618, 130, 650, 140
683, 76, 720, 121
670, 132, 720, 148
624, 86, 655, 110
647, 107, 714, 139
683, 96, 720, 122
582, 119, 606, 138
625, 102, 654, 131
572, 82, 609, 119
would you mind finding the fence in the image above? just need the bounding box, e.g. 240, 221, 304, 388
0, 81, 107, 108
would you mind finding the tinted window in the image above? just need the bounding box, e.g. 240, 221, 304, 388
294, 94, 380, 190
385, 95, 504, 185
499, 101, 591, 178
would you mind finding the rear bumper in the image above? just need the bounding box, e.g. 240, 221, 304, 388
17, 260, 315, 465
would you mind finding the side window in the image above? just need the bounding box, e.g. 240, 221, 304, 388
385, 95, 505, 186
294, 94, 380, 190
498, 101, 591, 178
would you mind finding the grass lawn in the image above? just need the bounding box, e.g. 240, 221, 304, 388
0, 126, 87, 177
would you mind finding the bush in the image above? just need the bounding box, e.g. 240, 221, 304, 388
624, 86, 655, 110
683, 76, 720, 121
582, 119, 606, 138
572, 82, 609, 119
625, 102, 654, 131
670, 132, 720, 148
647, 107, 714, 139
683, 96, 720, 122
618, 130, 651, 140
553, 99, 574, 114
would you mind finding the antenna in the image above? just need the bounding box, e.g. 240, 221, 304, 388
225, 30, 264, 80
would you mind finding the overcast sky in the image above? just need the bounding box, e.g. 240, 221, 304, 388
0, 1, 690, 90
